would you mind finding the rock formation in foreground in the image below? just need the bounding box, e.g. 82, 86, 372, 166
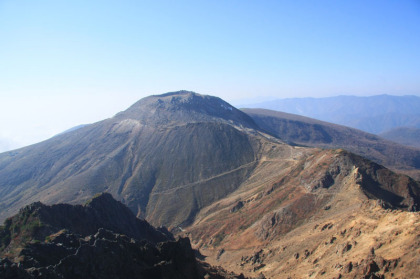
0, 193, 244, 279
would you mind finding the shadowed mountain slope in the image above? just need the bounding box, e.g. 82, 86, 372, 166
379, 126, 420, 149
0, 193, 243, 279
243, 108, 420, 180
0, 91, 262, 227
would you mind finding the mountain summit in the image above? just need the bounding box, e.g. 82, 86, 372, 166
115, 90, 258, 129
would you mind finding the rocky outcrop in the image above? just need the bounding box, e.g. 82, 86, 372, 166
0, 193, 171, 258
0, 194, 245, 278
1, 228, 201, 279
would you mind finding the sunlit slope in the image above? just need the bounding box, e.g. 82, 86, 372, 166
185, 149, 420, 278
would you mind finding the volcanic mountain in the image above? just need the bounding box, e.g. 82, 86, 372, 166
0, 91, 263, 226
0, 91, 419, 278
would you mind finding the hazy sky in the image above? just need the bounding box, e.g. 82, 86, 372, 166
1, 0, 420, 151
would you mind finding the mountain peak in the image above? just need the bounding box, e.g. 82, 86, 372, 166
154, 89, 199, 97
114, 91, 258, 129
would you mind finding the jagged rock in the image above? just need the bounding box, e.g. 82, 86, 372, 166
0, 258, 31, 279
216, 248, 225, 260
253, 264, 265, 271
303, 249, 311, 258
0, 194, 242, 279
341, 242, 353, 254
350, 254, 401, 279
321, 223, 333, 231
231, 201, 244, 213
256, 207, 298, 240
344, 261, 353, 273
241, 249, 264, 266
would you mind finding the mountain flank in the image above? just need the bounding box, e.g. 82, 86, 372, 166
184, 149, 420, 278
0, 91, 263, 227
379, 126, 420, 149
243, 108, 420, 180
242, 94, 420, 134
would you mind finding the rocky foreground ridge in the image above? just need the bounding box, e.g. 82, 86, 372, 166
0, 193, 244, 279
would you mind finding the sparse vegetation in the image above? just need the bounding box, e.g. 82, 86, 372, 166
213, 231, 226, 247
0, 211, 44, 254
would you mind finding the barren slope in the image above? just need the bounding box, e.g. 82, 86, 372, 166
183, 149, 420, 279
0, 91, 261, 227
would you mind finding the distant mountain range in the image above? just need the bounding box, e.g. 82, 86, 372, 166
242, 94, 420, 135
0, 91, 419, 278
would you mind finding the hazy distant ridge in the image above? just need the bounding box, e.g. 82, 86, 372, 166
380, 127, 420, 149
244, 94, 420, 134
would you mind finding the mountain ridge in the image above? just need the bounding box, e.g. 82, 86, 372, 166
184, 148, 420, 278
243, 108, 420, 180
379, 126, 420, 149
242, 94, 420, 134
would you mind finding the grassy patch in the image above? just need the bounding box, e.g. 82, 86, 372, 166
213, 231, 225, 247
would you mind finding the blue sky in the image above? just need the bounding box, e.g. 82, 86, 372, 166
1, 0, 420, 151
